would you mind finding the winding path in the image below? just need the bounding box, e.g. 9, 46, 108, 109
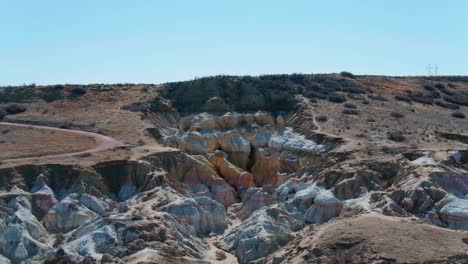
0, 121, 125, 162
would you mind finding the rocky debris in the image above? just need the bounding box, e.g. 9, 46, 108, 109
43, 194, 99, 233
218, 207, 304, 264
266, 214, 468, 263
161, 197, 227, 236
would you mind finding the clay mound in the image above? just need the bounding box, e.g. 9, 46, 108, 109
268, 214, 468, 264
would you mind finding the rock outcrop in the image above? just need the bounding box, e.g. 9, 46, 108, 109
207, 150, 255, 190
43, 194, 99, 233
161, 197, 227, 236
280, 181, 343, 224
231, 187, 275, 220
218, 207, 304, 264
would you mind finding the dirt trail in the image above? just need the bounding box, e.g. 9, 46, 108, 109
0, 121, 125, 162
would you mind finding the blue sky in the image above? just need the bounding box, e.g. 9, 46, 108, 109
1, 0, 467, 85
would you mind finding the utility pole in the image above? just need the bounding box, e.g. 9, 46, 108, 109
426, 64, 432, 76
434, 64, 439, 76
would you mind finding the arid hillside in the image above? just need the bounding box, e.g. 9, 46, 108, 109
0, 73, 467, 263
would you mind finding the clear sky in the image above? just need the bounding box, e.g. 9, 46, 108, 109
1, 0, 467, 85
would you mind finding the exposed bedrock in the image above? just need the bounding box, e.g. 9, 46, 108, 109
218, 207, 304, 264
162, 111, 334, 190
230, 187, 275, 220
277, 179, 343, 224
4, 106, 468, 263
161, 197, 227, 236
207, 150, 255, 191
364, 163, 468, 231
59, 212, 214, 263
0, 206, 53, 262
0, 154, 238, 262
311, 161, 402, 200
177, 111, 275, 131
42, 194, 99, 234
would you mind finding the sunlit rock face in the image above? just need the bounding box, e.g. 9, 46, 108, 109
162, 111, 331, 189
207, 150, 255, 191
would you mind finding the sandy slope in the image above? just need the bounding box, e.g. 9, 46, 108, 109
0, 121, 125, 162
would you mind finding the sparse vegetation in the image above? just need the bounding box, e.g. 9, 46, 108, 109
391, 112, 404, 118
0, 107, 6, 120
340, 71, 356, 79
423, 85, 435, 91
368, 94, 387, 101
451, 111, 466, 119
438, 86, 454, 96
342, 109, 359, 115
41, 85, 64, 102
328, 93, 347, 103
408, 93, 433, 105
316, 115, 328, 122
387, 131, 405, 142
394, 95, 411, 102
435, 99, 459, 110
343, 103, 357, 109
443, 94, 468, 106
0, 85, 36, 103
4, 104, 26, 114
68, 86, 87, 100
71, 87, 87, 95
